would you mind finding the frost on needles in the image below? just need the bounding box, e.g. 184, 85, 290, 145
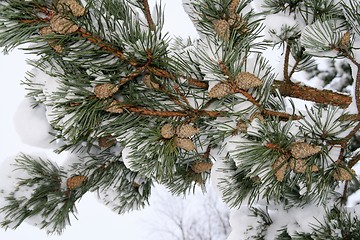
0, 0, 360, 238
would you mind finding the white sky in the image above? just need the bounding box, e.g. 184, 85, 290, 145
0, 0, 197, 239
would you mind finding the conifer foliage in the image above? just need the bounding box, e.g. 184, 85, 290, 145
0, 0, 360, 238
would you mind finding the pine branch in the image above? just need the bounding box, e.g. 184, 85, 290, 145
273, 80, 352, 108
141, 0, 155, 31
283, 42, 291, 82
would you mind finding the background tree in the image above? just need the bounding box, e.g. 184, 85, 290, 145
146, 185, 230, 240
0, 0, 360, 239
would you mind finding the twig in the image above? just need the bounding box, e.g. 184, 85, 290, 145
273, 80, 352, 108
142, 0, 156, 31
117, 104, 226, 118
122, 106, 188, 117
283, 42, 291, 82
262, 109, 302, 120
288, 59, 300, 80
119, 67, 146, 86
349, 154, 360, 168
77, 27, 138, 66
341, 180, 349, 204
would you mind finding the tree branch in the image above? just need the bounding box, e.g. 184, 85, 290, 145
283, 42, 291, 82
273, 80, 352, 108
142, 0, 156, 31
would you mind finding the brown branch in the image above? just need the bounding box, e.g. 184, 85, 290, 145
20, 11, 354, 109
77, 27, 138, 66
262, 109, 302, 120
283, 43, 291, 82
349, 154, 360, 169
187, 77, 209, 89
354, 66, 360, 115
123, 106, 187, 117
289, 59, 300, 80
273, 80, 352, 108
118, 104, 225, 118
119, 67, 146, 86
142, 0, 156, 31
148, 66, 208, 89
341, 180, 349, 204
234, 87, 260, 106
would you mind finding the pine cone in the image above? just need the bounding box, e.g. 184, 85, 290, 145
98, 135, 116, 148
52, 44, 64, 53
333, 167, 355, 181
249, 112, 265, 123
174, 137, 195, 151
161, 123, 175, 139
272, 155, 289, 182
235, 72, 262, 90
310, 164, 319, 172
214, 19, 230, 41
191, 162, 213, 173
39, 27, 63, 53
94, 83, 119, 99
50, 14, 79, 35
176, 124, 199, 138
57, 0, 86, 17
208, 82, 232, 98
289, 158, 307, 173
228, 0, 240, 13
339, 31, 351, 48
39, 26, 54, 35
105, 100, 124, 113
290, 142, 321, 159
143, 75, 160, 89
236, 120, 248, 132
66, 175, 87, 190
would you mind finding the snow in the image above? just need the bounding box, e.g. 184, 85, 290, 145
2, 0, 360, 239
264, 14, 300, 43
13, 98, 58, 149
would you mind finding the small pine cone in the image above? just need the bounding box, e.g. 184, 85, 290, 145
235, 72, 262, 90
191, 162, 213, 173
174, 137, 195, 151
50, 14, 79, 34
289, 158, 307, 173
271, 155, 289, 182
290, 142, 321, 159
39, 26, 54, 35
339, 31, 351, 48
52, 44, 64, 53
208, 82, 232, 98
143, 74, 160, 89
94, 83, 119, 99
229, 14, 247, 31
66, 175, 87, 190
176, 124, 199, 138
98, 135, 116, 148
249, 112, 265, 123
57, 0, 86, 17
161, 123, 175, 139
236, 120, 247, 132
228, 0, 240, 13
310, 165, 319, 172
105, 100, 124, 113
214, 19, 230, 41
228, 13, 238, 26
333, 167, 355, 181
